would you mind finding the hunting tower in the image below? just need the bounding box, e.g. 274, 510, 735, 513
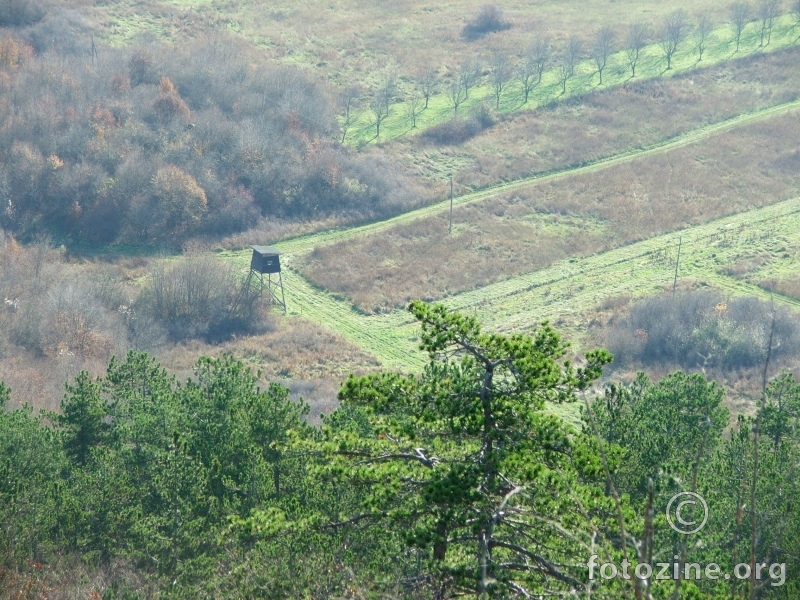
243, 245, 286, 313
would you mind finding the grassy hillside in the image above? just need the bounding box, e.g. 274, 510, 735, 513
5, 0, 800, 398
297, 106, 800, 312
219, 192, 800, 373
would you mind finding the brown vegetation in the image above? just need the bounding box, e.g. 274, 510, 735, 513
0, 236, 377, 414
462, 5, 511, 41
768, 278, 800, 300
155, 317, 380, 421
86, 0, 744, 88
300, 210, 605, 313
585, 288, 800, 417
0, 34, 423, 247
0, 0, 44, 27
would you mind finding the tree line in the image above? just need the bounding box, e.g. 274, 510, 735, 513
346, 0, 800, 142
0, 301, 798, 598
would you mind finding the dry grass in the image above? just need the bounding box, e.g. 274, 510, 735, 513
707, 200, 800, 300
297, 109, 800, 313
586, 288, 800, 420
300, 209, 606, 314
769, 278, 800, 300
0, 238, 377, 417
0, 555, 156, 600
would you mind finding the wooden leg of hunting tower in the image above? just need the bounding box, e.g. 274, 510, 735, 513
266, 272, 287, 314
278, 271, 286, 314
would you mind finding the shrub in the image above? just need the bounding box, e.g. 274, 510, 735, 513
462, 4, 511, 41
128, 48, 157, 86
421, 107, 494, 145
0, 36, 33, 70
149, 165, 207, 240
0, 37, 421, 245
136, 254, 271, 342
605, 291, 800, 371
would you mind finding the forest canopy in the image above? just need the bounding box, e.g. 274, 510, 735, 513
0, 302, 798, 598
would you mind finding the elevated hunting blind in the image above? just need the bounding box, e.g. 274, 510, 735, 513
250, 245, 281, 274
234, 245, 286, 313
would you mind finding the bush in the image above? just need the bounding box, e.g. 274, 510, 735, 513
0, 36, 421, 246
605, 291, 800, 371
136, 254, 271, 342
462, 4, 511, 41
148, 165, 207, 241
421, 107, 494, 145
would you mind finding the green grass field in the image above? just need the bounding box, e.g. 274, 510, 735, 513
343, 14, 800, 146
226, 95, 800, 261
220, 104, 800, 373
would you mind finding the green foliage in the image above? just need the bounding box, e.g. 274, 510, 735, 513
58, 371, 109, 465
587, 371, 800, 599
303, 300, 620, 597
0, 351, 315, 594
2, 310, 800, 597
0, 396, 66, 566
590, 372, 729, 497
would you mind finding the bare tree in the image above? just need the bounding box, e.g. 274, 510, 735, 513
369, 96, 388, 138
591, 26, 616, 85
418, 67, 438, 109
519, 46, 538, 103
447, 80, 465, 115
490, 50, 512, 109
730, 2, 752, 52
626, 22, 649, 77
405, 93, 423, 128
566, 35, 583, 77
557, 53, 571, 94
757, 0, 781, 46
378, 74, 397, 114
339, 86, 360, 144
659, 9, 690, 70
694, 13, 714, 61
531, 37, 551, 85
459, 56, 482, 99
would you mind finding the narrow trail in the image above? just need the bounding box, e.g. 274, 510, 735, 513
231, 195, 800, 372
219, 92, 800, 372
268, 98, 800, 257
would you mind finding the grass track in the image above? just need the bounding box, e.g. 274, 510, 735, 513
256, 97, 800, 258
217, 80, 800, 373
225, 195, 800, 373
